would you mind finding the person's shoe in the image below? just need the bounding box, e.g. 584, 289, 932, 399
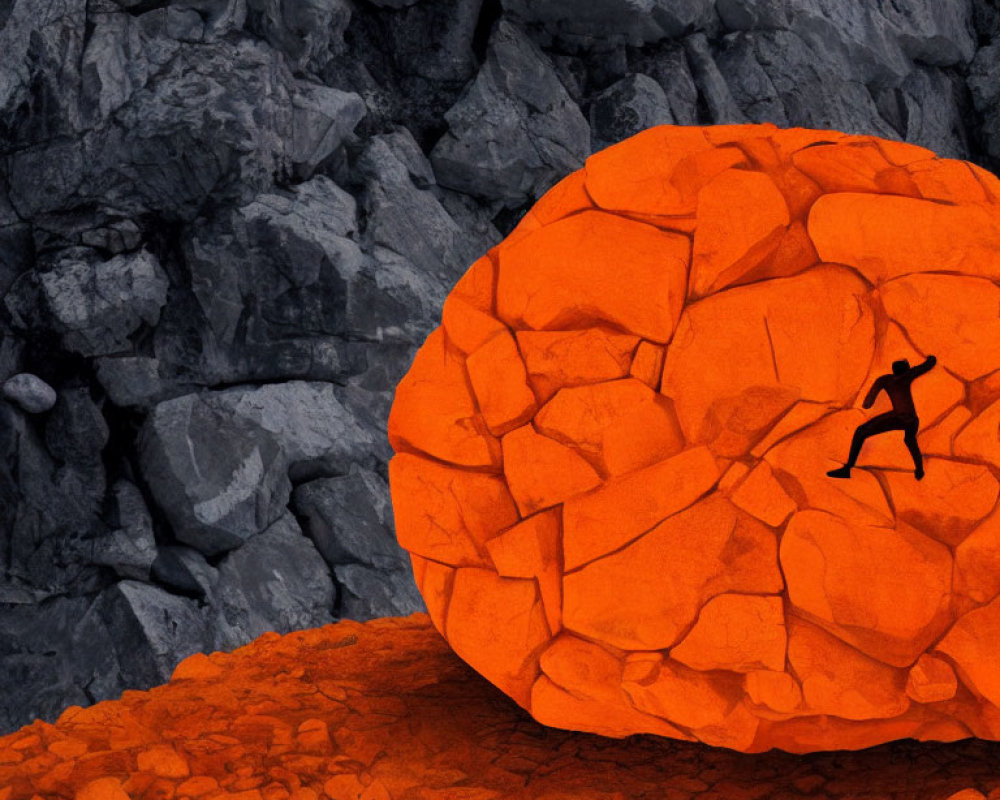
826, 466, 852, 479
915, 467, 925, 481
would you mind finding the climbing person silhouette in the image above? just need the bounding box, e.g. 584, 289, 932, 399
827, 354, 937, 481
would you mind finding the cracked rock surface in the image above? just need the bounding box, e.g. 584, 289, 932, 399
2, 0, 1000, 740
389, 124, 1000, 753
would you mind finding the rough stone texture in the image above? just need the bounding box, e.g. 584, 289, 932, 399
208, 512, 336, 652
3, 615, 1000, 800
2, 0, 1000, 739
85, 479, 157, 581
29, 248, 169, 357
502, 0, 716, 47
589, 73, 675, 151
291, 465, 410, 571
390, 124, 1000, 753
429, 20, 591, 207
137, 391, 292, 557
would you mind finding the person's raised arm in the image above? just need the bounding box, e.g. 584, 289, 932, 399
909, 354, 937, 378
862, 376, 885, 409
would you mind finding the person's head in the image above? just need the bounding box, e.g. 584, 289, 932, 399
892, 359, 910, 375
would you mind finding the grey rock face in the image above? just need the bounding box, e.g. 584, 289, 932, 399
714, 29, 898, 141
204, 380, 384, 478
0, 596, 95, 732
501, 0, 715, 46
1, 374, 57, 414
138, 380, 384, 556
292, 465, 404, 570
0, 404, 106, 596
151, 545, 217, 601
94, 356, 176, 411
34, 248, 169, 357
93, 580, 210, 687
86, 480, 158, 581
359, 130, 482, 287
245, 0, 352, 74
5, 21, 365, 226
970, 42, 1000, 163
334, 563, 425, 620
138, 391, 291, 556
685, 32, 749, 125
185, 176, 363, 350
715, 0, 975, 81
431, 20, 591, 206
1, 0, 999, 738
44, 386, 109, 469
210, 512, 335, 651
288, 82, 367, 180
590, 73, 676, 150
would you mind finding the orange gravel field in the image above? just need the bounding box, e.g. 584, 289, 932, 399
2, 614, 1000, 800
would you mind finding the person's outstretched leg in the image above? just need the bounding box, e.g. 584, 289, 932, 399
903, 419, 924, 480
827, 413, 899, 479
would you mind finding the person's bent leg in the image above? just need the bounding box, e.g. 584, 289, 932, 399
845, 426, 869, 469
903, 420, 924, 479
828, 413, 900, 478
847, 413, 902, 466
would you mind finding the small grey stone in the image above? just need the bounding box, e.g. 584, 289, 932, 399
2, 373, 57, 413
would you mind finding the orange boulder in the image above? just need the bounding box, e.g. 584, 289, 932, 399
388, 124, 1000, 752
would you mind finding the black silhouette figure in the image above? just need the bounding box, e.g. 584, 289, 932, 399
827, 355, 937, 481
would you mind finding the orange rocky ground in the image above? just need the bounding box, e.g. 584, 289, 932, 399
2, 614, 1000, 800
387, 123, 1000, 753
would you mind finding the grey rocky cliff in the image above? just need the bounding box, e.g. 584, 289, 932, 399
0, 0, 998, 734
